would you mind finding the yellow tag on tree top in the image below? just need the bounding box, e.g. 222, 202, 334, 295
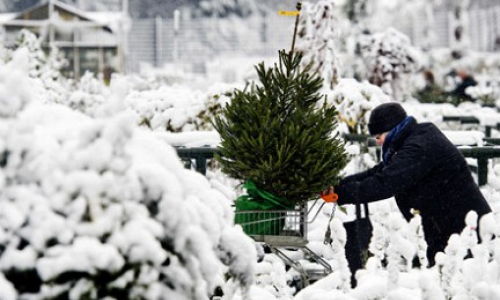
278, 10, 300, 16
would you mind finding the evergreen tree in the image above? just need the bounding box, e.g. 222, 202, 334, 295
213, 48, 347, 204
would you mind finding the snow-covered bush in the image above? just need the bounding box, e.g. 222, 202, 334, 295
327, 78, 390, 135
192, 83, 237, 131
253, 252, 295, 298
125, 82, 232, 132
65, 71, 110, 115
12, 29, 70, 105
0, 42, 256, 300
323, 79, 390, 183
125, 85, 205, 132
358, 27, 421, 100
0, 48, 35, 118
464, 77, 500, 107
296, 0, 341, 89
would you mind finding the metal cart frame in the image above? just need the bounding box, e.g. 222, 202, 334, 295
174, 147, 333, 288
235, 200, 332, 288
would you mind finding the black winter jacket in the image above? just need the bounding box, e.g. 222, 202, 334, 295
335, 118, 491, 265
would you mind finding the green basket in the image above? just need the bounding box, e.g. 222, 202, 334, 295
233, 181, 293, 235
234, 204, 286, 236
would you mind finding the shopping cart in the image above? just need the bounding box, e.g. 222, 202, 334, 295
174, 147, 333, 288
235, 199, 332, 288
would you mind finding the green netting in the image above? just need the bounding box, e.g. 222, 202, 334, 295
234, 181, 294, 235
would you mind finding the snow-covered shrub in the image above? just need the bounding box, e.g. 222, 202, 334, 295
125, 82, 231, 132
125, 85, 206, 132
195, 83, 236, 131
327, 78, 390, 135
366, 201, 392, 266
296, 0, 341, 89
385, 214, 417, 289
0, 45, 256, 300
358, 27, 421, 100
253, 253, 294, 298
13, 29, 58, 79
0, 48, 37, 118
65, 71, 110, 115
433, 211, 500, 300
325, 78, 390, 183
465, 77, 500, 107
5, 29, 234, 135
12, 29, 69, 105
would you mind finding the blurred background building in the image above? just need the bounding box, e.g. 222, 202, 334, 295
0, 0, 499, 79
0, 0, 123, 79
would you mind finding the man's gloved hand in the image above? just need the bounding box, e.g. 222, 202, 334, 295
320, 186, 338, 203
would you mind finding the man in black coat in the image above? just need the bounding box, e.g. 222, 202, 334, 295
332, 102, 492, 266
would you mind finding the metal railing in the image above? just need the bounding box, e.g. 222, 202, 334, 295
442, 115, 498, 137
175, 146, 220, 175
458, 146, 500, 186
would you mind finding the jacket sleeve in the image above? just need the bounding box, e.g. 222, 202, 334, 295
339, 163, 384, 185
335, 141, 432, 205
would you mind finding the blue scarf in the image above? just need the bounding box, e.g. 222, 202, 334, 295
382, 116, 414, 164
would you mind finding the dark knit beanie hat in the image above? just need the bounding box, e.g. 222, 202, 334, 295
368, 102, 407, 135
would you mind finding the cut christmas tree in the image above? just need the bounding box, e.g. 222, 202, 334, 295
213, 21, 347, 235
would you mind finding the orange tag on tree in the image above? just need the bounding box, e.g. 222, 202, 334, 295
320, 191, 338, 203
